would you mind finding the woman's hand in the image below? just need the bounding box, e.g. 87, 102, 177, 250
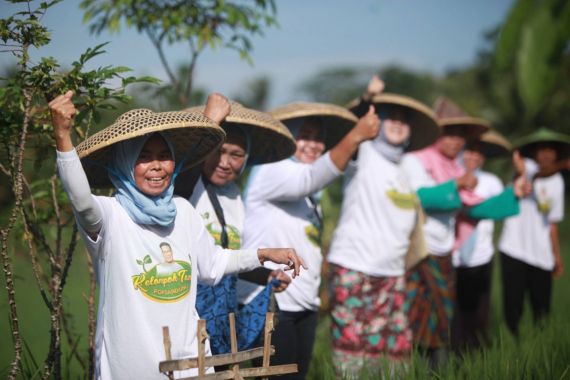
268, 269, 291, 292
456, 172, 477, 190
204, 92, 231, 124
257, 248, 307, 278
49, 90, 77, 152
513, 175, 532, 198
366, 74, 385, 97
349, 105, 380, 144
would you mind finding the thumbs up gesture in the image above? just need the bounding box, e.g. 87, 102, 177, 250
350, 105, 380, 143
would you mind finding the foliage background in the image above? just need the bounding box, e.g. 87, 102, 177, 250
1, 0, 570, 378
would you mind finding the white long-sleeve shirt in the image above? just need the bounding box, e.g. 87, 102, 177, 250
242, 152, 341, 311
328, 141, 417, 277
57, 149, 259, 379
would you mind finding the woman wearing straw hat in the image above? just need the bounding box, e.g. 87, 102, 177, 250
326, 75, 440, 375
452, 130, 522, 350
498, 128, 570, 336
186, 103, 297, 356
241, 101, 380, 379
49, 91, 306, 379
400, 99, 522, 367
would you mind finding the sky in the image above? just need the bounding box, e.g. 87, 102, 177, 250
0, 0, 515, 108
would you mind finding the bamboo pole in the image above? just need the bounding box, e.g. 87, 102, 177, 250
262, 312, 274, 380
228, 313, 243, 380
197, 320, 208, 376
162, 326, 174, 380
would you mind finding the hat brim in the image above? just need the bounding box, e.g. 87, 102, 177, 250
348, 93, 441, 151
514, 128, 570, 159
76, 110, 225, 188
270, 102, 358, 150
439, 117, 490, 141
187, 103, 296, 164
466, 131, 512, 158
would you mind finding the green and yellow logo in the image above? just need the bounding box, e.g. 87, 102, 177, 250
305, 224, 321, 247
386, 189, 416, 210
537, 200, 551, 215
131, 242, 192, 303
536, 189, 551, 215
202, 212, 241, 249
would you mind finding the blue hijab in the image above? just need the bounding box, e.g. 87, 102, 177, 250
108, 133, 182, 226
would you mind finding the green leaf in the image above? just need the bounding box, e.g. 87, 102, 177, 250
516, 3, 561, 117
494, 0, 534, 71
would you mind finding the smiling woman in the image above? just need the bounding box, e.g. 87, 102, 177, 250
133, 134, 176, 196
48, 91, 307, 379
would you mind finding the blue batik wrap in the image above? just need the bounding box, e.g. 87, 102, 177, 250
196, 278, 278, 354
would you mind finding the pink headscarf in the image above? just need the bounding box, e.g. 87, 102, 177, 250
413, 141, 482, 206
413, 140, 483, 252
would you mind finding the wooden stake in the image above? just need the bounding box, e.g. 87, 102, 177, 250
262, 312, 274, 380
197, 319, 208, 377
162, 326, 174, 380
228, 313, 244, 380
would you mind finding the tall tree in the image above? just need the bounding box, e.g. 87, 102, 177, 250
491, 0, 570, 135
81, 0, 278, 107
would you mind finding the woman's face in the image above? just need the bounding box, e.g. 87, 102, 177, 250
462, 149, 485, 172
294, 121, 325, 164
438, 134, 466, 159
134, 134, 175, 197
202, 130, 247, 186
383, 109, 411, 146
534, 145, 557, 171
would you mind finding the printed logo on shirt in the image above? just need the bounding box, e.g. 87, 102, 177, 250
535, 188, 552, 215
305, 224, 321, 247
201, 212, 241, 249
131, 242, 192, 303
385, 189, 416, 210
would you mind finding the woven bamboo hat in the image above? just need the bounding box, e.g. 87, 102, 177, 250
269, 102, 358, 150
347, 93, 440, 151
185, 102, 296, 164
433, 97, 490, 140
513, 127, 570, 159
466, 130, 512, 158
76, 108, 225, 188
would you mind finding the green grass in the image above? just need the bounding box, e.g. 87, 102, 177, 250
2, 199, 570, 379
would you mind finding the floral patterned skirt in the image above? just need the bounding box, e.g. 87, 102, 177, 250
329, 263, 412, 370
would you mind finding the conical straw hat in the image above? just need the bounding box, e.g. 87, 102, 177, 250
433, 97, 490, 140
438, 117, 491, 140
513, 127, 570, 159
466, 130, 512, 158
269, 102, 358, 150
76, 108, 225, 188
185, 102, 296, 164
347, 93, 440, 151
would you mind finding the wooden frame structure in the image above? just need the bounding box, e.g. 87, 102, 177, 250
160, 312, 298, 379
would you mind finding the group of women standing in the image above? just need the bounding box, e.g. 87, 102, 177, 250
49, 71, 569, 379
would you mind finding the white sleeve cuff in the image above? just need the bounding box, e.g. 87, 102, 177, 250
57, 148, 80, 161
